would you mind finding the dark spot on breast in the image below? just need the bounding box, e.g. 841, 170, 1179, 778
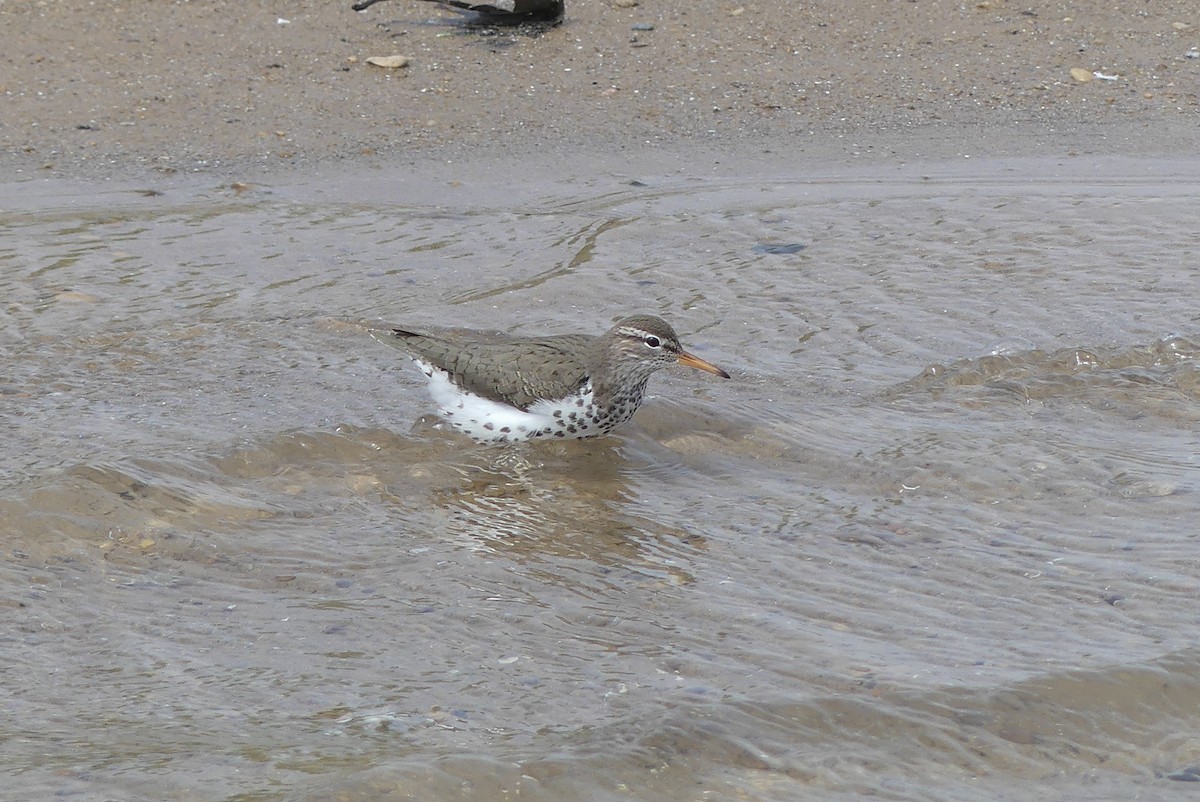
553, 410, 562, 418
554, 430, 565, 437
483, 422, 494, 430
566, 426, 577, 433
500, 426, 511, 433
576, 398, 585, 407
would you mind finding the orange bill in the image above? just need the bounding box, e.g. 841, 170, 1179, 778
677, 350, 730, 379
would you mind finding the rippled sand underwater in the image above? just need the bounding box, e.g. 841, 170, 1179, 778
2, 160, 1199, 801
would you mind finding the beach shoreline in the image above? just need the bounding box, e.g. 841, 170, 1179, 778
2, 0, 1196, 183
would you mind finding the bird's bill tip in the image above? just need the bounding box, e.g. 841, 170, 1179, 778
677, 351, 730, 379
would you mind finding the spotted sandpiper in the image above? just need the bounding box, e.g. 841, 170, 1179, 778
374, 315, 729, 442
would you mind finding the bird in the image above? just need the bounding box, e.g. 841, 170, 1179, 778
373, 314, 729, 442
352, 0, 565, 24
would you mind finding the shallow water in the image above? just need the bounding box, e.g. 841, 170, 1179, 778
2, 157, 1199, 801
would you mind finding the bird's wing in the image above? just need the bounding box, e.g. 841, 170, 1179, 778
389, 331, 593, 411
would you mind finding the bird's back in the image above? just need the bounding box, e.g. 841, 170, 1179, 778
390, 329, 596, 411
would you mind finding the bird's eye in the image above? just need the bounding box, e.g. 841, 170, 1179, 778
643, 335, 661, 349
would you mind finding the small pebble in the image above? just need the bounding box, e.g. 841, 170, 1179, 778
631, 22, 655, 31
365, 55, 410, 69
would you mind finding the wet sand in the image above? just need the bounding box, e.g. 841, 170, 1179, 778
2, 0, 1198, 180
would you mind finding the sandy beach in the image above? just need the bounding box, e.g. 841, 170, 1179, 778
6, 4, 1200, 802
2, 0, 1197, 180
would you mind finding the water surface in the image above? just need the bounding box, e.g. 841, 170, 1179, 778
2, 158, 1199, 800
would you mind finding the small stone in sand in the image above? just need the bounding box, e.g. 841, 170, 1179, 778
366, 55, 411, 69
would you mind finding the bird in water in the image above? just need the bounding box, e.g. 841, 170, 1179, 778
374, 315, 729, 443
